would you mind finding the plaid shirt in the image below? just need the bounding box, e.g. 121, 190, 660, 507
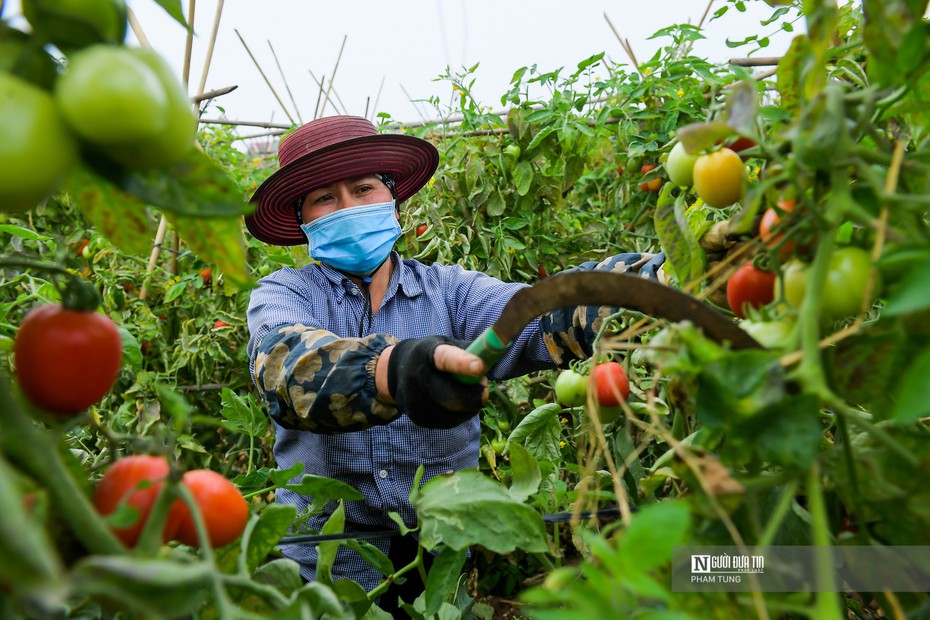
247, 251, 663, 590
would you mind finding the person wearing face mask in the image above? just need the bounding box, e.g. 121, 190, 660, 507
244, 115, 664, 611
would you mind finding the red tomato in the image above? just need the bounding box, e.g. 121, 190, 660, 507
727, 136, 758, 154
72, 239, 89, 257
92, 455, 182, 548
591, 362, 630, 407
537, 264, 549, 279
639, 163, 662, 192
727, 262, 776, 319
760, 198, 798, 258
213, 320, 230, 329
173, 470, 249, 548
199, 266, 212, 285
14, 305, 123, 415
416, 225, 428, 237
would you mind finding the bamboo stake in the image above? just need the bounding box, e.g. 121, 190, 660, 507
199, 117, 291, 129
729, 56, 784, 67
192, 85, 238, 103
313, 73, 326, 120
197, 0, 225, 96
268, 40, 303, 124
182, 0, 196, 86
308, 69, 348, 115
603, 13, 640, 72
370, 75, 386, 120
399, 83, 430, 125
321, 35, 347, 118
126, 8, 151, 47
235, 29, 295, 125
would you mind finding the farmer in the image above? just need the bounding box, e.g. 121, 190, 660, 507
245, 115, 663, 610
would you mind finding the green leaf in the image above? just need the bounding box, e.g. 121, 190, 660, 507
0, 225, 51, 241
882, 257, 930, 316
316, 502, 346, 586
696, 350, 786, 427
252, 558, 304, 597
124, 147, 251, 218
653, 193, 703, 287
617, 501, 691, 572
246, 503, 298, 573
676, 120, 733, 154
414, 470, 548, 554
724, 80, 758, 135
891, 346, 930, 422
507, 403, 562, 462
284, 474, 365, 502
424, 547, 467, 616
755, 394, 822, 469
269, 463, 305, 486
485, 189, 506, 217
151, 0, 190, 30
70, 556, 211, 619
63, 165, 155, 257
513, 160, 534, 196
117, 326, 143, 374
506, 442, 541, 502
219, 388, 268, 438
162, 279, 188, 304
165, 213, 253, 288
343, 539, 393, 577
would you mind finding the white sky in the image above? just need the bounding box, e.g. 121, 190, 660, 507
7, 1, 800, 134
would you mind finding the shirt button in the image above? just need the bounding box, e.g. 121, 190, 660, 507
378, 470, 388, 479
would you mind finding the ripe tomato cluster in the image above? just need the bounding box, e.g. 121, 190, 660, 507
553, 361, 631, 417
93, 455, 250, 549
1, 0, 197, 214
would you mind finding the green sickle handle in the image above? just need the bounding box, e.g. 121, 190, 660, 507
454, 326, 511, 384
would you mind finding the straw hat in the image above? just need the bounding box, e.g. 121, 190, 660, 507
246, 115, 439, 246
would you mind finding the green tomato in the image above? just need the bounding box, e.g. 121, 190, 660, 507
779, 259, 808, 309
0, 73, 78, 212
105, 48, 198, 169
665, 141, 700, 187
22, 0, 127, 49
503, 144, 522, 159
822, 247, 879, 321
55, 45, 168, 146
554, 369, 587, 408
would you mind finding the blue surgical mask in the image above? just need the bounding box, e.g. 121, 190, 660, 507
300, 201, 401, 277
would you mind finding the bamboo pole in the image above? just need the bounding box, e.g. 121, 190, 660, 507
399, 83, 430, 124
268, 40, 303, 124
182, 0, 196, 86
603, 13, 640, 72
308, 69, 348, 115
199, 117, 291, 129
313, 73, 326, 120
192, 85, 238, 103
370, 75, 386, 120
197, 0, 225, 96
321, 35, 347, 118
235, 29, 296, 125
729, 56, 784, 67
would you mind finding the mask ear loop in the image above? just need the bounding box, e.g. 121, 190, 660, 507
358, 277, 373, 337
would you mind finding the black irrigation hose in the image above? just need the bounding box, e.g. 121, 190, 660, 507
277, 507, 633, 547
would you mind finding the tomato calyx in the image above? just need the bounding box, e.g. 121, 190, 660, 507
60, 276, 101, 312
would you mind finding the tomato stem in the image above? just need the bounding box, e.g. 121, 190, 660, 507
806, 463, 845, 620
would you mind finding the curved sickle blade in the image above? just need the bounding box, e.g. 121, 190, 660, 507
457, 271, 759, 383
498, 271, 758, 348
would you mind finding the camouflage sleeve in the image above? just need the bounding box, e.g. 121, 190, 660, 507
251, 324, 401, 433
539, 252, 666, 366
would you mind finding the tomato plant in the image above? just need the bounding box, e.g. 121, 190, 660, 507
0, 73, 78, 213
739, 317, 796, 350
92, 455, 181, 548
416, 224, 428, 237
727, 262, 776, 319
173, 470, 249, 548
554, 368, 587, 407
665, 141, 699, 187
692, 147, 745, 208
213, 320, 231, 329
14, 304, 123, 415
591, 362, 629, 407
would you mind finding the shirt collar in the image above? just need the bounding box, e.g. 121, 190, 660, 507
309, 252, 423, 303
